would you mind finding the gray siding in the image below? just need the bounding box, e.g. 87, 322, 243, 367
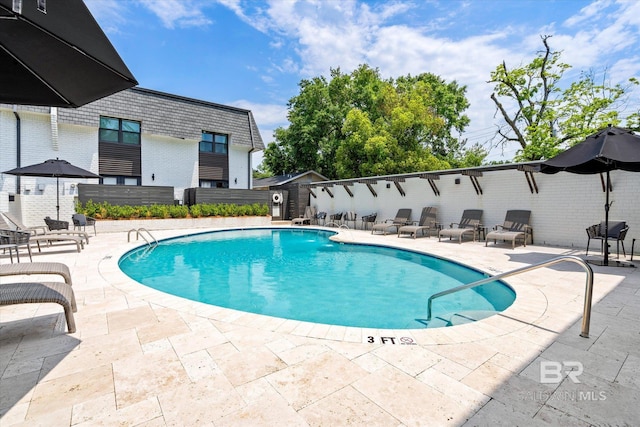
5, 87, 264, 150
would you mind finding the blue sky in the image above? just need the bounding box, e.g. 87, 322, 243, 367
86, 0, 640, 164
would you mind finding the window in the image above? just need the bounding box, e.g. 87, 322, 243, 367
100, 116, 141, 145
200, 180, 228, 188
101, 176, 140, 186
200, 132, 228, 154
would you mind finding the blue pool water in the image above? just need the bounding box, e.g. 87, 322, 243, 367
118, 228, 515, 329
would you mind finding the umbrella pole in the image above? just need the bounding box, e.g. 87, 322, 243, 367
56, 176, 60, 220
604, 170, 610, 266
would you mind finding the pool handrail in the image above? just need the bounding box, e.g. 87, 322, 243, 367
127, 228, 158, 247
426, 255, 594, 338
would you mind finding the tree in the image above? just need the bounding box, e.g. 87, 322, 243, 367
252, 163, 272, 180
489, 35, 639, 161
263, 65, 477, 179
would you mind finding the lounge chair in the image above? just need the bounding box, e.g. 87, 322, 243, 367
371, 209, 412, 235
0, 216, 83, 254
1, 212, 89, 245
0, 282, 76, 333
438, 209, 483, 243
398, 207, 438, 239
72, 213, 97, 236
292, 206, 316, 226
586, 220, 628, 258
0, 262, 76, 311
2, 211, 47, 235
486, 210, 533, 249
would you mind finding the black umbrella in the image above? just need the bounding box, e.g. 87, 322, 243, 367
0, 0, 137, 108
540, 125, 640, 266
4, 158, 100, 220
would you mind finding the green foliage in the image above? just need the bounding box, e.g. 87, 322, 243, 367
75, 201, 269, 220
252, 163, 273, 179
264, 64, 477, 179
489, 35, 638, 160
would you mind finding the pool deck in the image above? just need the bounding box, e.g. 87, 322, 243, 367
1, 225, 639, 426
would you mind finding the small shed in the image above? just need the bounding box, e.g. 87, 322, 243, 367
253, 171, 328, 219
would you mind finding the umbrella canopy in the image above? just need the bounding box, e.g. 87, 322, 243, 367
0, 0, 137, 108
4, 158, 100, 220
540, 125, 640, 266
540, 126, 640, 174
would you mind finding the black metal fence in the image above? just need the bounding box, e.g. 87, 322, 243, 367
78, 184, 175, 206
77, 184, 293, 219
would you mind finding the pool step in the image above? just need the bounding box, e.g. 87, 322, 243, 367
428, 310, 499, 327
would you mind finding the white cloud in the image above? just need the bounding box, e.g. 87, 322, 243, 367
92, 0, 640, 162
138, 0, 213, 29
84, 0, 129, 34
229, 100, 288, 128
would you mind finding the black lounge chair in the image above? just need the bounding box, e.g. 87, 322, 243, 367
398, 207, 438, 239
371, 209, 412, 235
438, 209, 483, 243
486, 210, 533, 249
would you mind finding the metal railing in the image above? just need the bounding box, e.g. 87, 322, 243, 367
426, 255, 594, 338
127, 228, 158, 247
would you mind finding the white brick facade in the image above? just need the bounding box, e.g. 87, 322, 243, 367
1, 88, 264, 224
311, 168, 640, 251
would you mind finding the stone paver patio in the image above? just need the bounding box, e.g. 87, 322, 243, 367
1, 225, 638, 426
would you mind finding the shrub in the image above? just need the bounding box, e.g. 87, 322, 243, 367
75, 201, 269, 220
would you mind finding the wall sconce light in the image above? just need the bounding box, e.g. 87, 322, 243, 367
386, 183, 391, 189
454, 178, 460, 184
234, 178, 237, 184
151, 173, 155, 181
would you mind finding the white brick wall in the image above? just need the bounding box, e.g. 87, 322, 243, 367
228, 144, 250, 189
312, 169, 640, 252
141, 134, 198, 200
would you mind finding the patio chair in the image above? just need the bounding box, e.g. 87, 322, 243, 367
371, 208, 412, 235
0, 282, 76, 333
44, 216, 69, 231
438, 209, 483, 243
343, 211, 357, 229
72, 213, 97, 236
292, 206, 316, 226
485, 210, 533, 249
43, 217, 90, 245
361, 213, 377, 230
0, 229, 33, 262
327, 212, 343, 227
586, 220, 629, 258
398, 207, 438, 239
315, 211, 327, 226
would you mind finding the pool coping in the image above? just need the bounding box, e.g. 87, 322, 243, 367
101, 225, 562, 346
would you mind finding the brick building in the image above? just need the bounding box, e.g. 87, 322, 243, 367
1, 87, 264, 218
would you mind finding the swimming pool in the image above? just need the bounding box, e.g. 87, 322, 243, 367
118, 228, 515, 329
